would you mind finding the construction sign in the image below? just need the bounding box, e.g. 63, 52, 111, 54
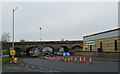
10, 50, 16, 55
83, 45, 89, 51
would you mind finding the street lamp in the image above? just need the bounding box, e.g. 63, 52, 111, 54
39, 27, 42, 41
12, 7, 17, 58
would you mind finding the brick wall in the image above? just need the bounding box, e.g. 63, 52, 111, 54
83, 37, 120, 52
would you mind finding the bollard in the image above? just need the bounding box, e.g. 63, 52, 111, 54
80, 57, 82, 63
14, 58, 17, 63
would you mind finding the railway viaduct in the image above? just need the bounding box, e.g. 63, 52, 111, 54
2, 40, 83, 56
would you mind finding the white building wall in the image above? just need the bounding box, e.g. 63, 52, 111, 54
83, 29, 120, 41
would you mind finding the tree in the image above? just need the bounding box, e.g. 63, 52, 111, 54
61, 38, 64, 41
20, 39, 25, 42
1, 32, 10, 42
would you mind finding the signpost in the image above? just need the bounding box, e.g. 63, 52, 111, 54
67, 52, 70, 56
86, 41, 95, 45
63, 52, 66, 56
10, 50, 15, 55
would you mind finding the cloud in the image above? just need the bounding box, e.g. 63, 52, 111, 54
2, 2, 118, 41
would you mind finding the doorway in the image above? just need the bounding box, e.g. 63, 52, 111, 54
115, 40, 117, 52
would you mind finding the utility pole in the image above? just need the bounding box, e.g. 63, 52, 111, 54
39, 27, 42, 41
12, 7, 17, 58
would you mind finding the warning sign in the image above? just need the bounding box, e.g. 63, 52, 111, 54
10, 50, 15, 55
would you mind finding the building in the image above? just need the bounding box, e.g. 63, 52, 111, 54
83, 28, 120, 52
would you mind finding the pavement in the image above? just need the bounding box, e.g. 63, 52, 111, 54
21, 57, 119, 72
2, 60, 57, 72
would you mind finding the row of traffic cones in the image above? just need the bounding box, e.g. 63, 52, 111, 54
75, 57, 92, 63
45, 56, 92, 63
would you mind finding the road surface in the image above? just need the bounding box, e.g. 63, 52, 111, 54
21, 58, 119, 72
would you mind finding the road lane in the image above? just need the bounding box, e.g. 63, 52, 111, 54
21, 58, 118, 72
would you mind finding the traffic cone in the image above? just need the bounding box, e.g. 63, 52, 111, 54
89, 57, 92, 63
75, 57, 77, 62
71, 56, 73, 61
68, 57, 70, 62
9, 60, 13, 64
50, 57, 51, 60
58, 57, 60, 61
84, 56, 86, 63
53, 56, 55, 61
80, 57, 82, 63
64, 57, 67, 61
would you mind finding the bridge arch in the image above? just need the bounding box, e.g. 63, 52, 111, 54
71, 45, 83, 50
26, 47, 40, 57
58, 46, 69, 52
42, 46, 54, 56
14, 47, 23, 57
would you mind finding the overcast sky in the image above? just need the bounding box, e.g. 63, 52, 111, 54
2, 2, 118, 42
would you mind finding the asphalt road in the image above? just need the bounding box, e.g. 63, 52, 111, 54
21, 58, 119, 72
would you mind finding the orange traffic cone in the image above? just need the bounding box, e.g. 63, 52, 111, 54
50, 57, 51, 60
68, 57, 70, 62
89, 57, 92, 63
80, 57, 82, 63
84, 56, 86, 63
75, 57, 77, 62
53, 56, 55, 61
58, 57, 60, 61
71, 56, 73, 61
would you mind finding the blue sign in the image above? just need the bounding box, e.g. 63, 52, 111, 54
63, 52, 66, 56
67, 52, 70, 56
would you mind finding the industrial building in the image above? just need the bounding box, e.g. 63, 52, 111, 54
83, 28, 120, 52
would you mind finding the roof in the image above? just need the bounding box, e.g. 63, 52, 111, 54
83, 28, 120, 38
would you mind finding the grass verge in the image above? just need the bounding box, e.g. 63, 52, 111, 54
2, 57, 21, 65
0, 58, 2, 64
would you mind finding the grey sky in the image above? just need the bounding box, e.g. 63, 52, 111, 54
2, 2, 118, 42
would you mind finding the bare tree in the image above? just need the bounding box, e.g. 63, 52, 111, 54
1, 32, 10, 42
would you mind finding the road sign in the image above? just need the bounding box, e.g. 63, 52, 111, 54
67, 52, 70, 56
10, 50, 15, 55
63, 52, 66, 56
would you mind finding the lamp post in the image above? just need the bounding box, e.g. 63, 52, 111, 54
12, 7, 17, 58
39, 27, 42, 41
